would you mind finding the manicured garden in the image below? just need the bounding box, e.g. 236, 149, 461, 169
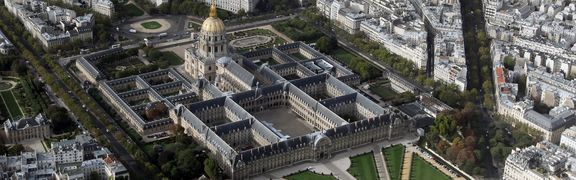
141, 21, 162, 29
0, 90, 23, 119
383, 145, 405, 180
284, 170, 336, 180
160, 51, 185, 66
410, 155, 451, 180
227, 28, 287, 52
347, 152, 379, 180
369, 82, 398, 101
0, 82, 12, 90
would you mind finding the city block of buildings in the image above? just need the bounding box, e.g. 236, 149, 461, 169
317, 0, 468, 91
503, 141, 576, 180
61, 0, 114, 17
3, 0, 95, 48
0, 133, 128, 180
484, 0, 576, 78
492, 40, 576, 143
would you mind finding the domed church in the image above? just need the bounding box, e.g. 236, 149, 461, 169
184, 1, 240, 82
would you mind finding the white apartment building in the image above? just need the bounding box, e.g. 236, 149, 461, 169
561, 126, 576, 153
433, 61, 467, 91
187, 0, 258, 13
92, 0, 114, 17
317, 0, 368, 34
0, 29, 14, 54
51, 138, 84, 164
0, 151, 56, 179
504, 141, 576, 180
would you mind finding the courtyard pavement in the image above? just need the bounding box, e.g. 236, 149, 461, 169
19, 139, 46, 152
253, 108, 316, 137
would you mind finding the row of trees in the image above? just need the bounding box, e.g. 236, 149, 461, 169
425, 103, 490, 175
0, 7, 157, 179
272, 18, 324, 43
461, 0, 495, 109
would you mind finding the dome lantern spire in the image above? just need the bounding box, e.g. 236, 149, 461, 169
209, 0, 217, 18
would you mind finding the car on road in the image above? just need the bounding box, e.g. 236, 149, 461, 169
129, 29, 137, 33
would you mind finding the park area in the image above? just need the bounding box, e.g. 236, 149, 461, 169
369, 81, 397, 101
284, 171, 336, 180
410, 155, 452, 180
0, 90, 23, 120
347, 153, 379, 180
383, 145, 405, 180
120, 3, 144, 17
141, 21, 162, 29
0, 77, 49, 121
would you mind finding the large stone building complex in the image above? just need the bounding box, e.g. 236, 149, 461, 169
172, 4, 413, 178
76, 3, 415, 179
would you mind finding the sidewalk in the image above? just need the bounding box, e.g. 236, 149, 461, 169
373, 145, 391, 180
401, 151, 413, 180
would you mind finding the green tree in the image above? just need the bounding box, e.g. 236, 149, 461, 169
11, 60, 27, 76
46, 105, 75, 134
204, 158, 217, 179
315, 36, 336, 53
90, 171, 101, 179
503, 56, 515, 70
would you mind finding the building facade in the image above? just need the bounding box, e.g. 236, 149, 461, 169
503, 141, 576, 180
0, 29, 15, 55
1, 114, 51, 144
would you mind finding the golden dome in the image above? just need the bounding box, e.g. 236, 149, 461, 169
201, 3, 225, 33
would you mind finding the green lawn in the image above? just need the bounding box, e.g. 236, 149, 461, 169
347, 153, 379, 180
410, 155, 451, 180
141, 21, 162, 29
369, 83, 398, 101
330, 47, 357, 65
122, 4, 144, 17
285, 171, 337, 180
0, 90, 23, 119
188, 22, 201, 31
0, 82, 12, 90
383, 145, 405, 180
162, 51, 184, 66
